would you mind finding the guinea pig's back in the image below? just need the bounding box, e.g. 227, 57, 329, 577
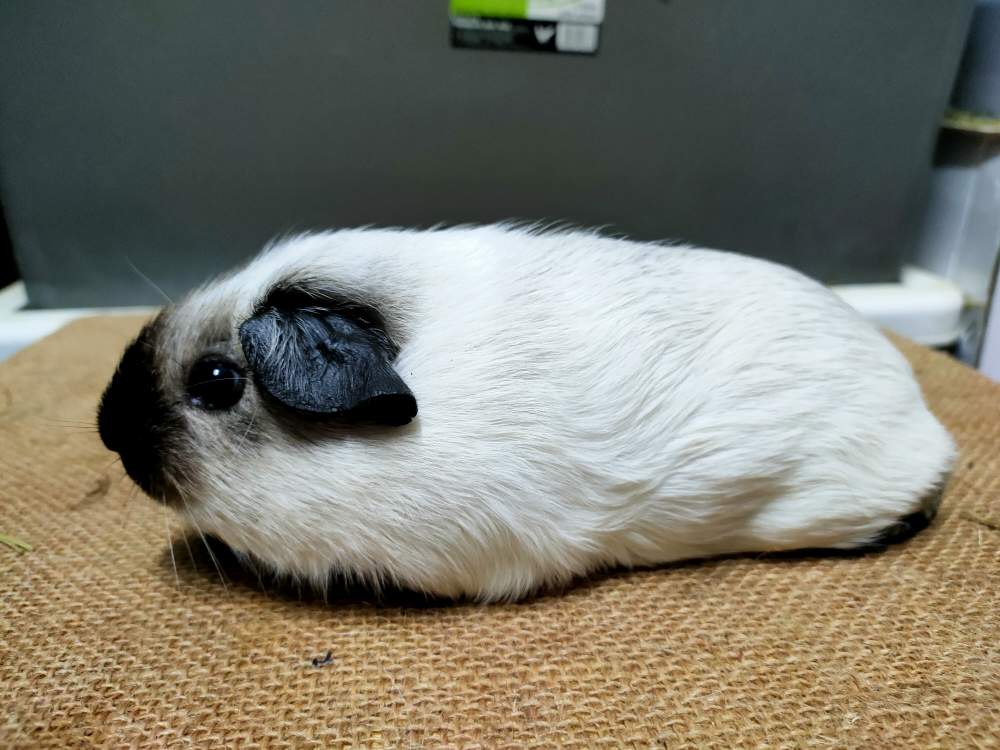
400, 226, 954, 559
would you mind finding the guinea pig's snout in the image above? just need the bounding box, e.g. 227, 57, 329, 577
98, 423, 157, 495
98, 388, 174, 503
97, 330, 178, 504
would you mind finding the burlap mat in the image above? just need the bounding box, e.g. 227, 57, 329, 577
1, 317, 997, 749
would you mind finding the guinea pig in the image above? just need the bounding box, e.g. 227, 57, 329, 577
97, 224, 954, 601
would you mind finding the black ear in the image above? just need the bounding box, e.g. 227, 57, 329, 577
238, 289, 416, 426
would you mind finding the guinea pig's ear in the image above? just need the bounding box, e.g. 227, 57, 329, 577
238, 288, 417, 426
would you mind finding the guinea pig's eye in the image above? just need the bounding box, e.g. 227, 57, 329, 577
185, 358, 246, 411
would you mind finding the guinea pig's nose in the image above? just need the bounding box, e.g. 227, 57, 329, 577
98, 394, 172, 502
97, 330, 177, 503
97, 395, 148, 456
96, 403, 124, 454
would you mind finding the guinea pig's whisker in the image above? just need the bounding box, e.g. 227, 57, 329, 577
124, 255, 174, 305
162, 502, 181, 591
177, 492, 230, 593
233, 405, 258, 455
193, 516, 231, 593
121, 480, 135, 501
118, 484, 137, 531
184, 377, 245, 388
43, 417, 99, 434
248, 556, 267, 592
174, 516, 198, 574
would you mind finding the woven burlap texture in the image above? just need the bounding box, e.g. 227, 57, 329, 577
1, 317, 997, 749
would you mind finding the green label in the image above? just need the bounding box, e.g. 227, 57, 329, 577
450, 0, 529, 19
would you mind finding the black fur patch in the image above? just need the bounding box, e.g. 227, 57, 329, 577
857, 483, 945, 552
97, 321, 180, 500
869, 510, 932, 546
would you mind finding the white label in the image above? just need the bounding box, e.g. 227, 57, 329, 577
526, 0, 605, 25
555, 22, 600, 53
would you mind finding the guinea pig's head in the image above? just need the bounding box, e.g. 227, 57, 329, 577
97, 277, 418, 514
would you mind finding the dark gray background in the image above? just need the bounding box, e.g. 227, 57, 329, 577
0, 1, 974, 307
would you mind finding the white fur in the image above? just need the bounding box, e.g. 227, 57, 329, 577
157, 225, 954, 601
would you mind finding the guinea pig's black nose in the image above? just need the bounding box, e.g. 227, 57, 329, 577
97, 329, 177, 503
98, 398, 161, 496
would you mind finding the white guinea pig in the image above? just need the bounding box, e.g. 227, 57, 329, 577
97, 224, 954, 601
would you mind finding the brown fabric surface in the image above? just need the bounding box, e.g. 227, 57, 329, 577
1, 316, 997, 749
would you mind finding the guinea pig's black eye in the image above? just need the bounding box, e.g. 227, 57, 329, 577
185, 358, 246, 411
